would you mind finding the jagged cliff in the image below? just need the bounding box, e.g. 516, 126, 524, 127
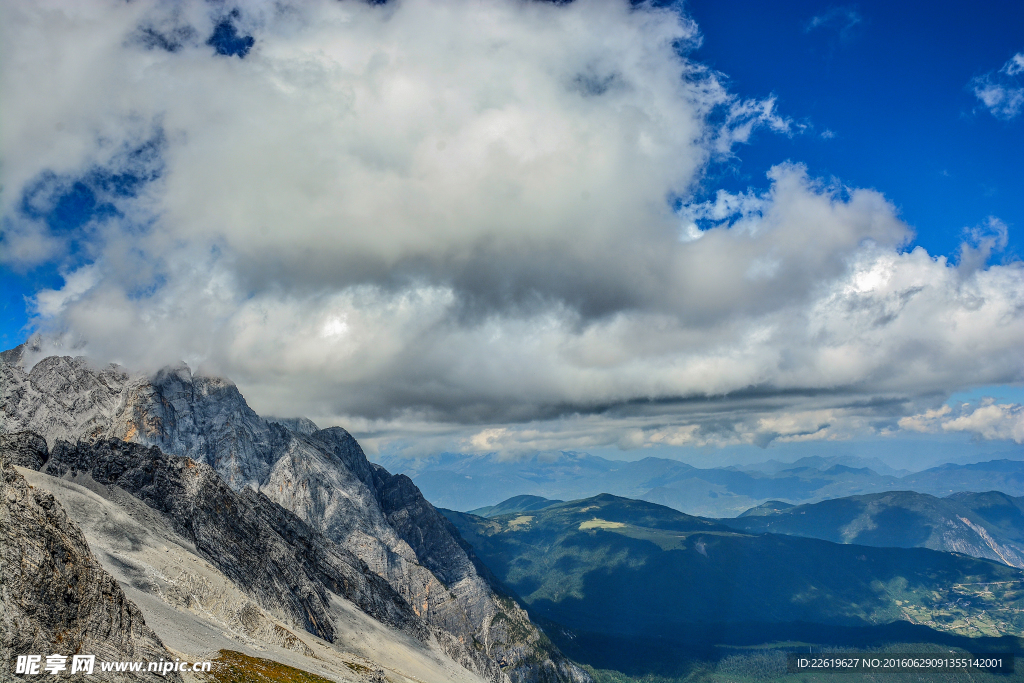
0, 346, 590, 683
4, 431, 466, 683
0, 444, 180, 682
41, 437, 424, 646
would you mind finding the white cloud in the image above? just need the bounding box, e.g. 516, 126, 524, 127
3, 0, 1024, 457
943, 403, 1024, 443
712, 95, 802, 154
972, 51, 1024, 120
901, 400, 1024, 444
897, 405, 952, 433
1005, 53, 1024, 77
958, 216, 1009, 273
32, 265, 100, 317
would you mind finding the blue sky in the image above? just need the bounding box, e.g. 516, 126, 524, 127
1, 0, 1022, 465
686, 0, 1024, 262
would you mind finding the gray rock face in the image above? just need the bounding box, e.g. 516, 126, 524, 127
0, 431, 48, 470
1, 354, 283, 490
267, 417, 320, 436
42, 438, 424, 646
371, 467, 590, 683
0, 446, 179, 682
1, 347, 590, 683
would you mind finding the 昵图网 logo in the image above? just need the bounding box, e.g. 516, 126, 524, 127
13, 654, 212, 676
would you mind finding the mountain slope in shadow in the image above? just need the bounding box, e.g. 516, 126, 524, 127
443, 494, 1024, 676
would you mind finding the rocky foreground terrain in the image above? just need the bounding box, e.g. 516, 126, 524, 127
1, 343, 589, 683
1, 445, 181, 683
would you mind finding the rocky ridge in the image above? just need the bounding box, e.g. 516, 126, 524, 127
0, 346, 589, 683
0, 445, 180, 682
8, 439, 472, 683
40, 437, 424, 646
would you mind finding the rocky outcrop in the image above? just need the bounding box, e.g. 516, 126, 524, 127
276, 428, 591, 682
0, 431, 48, 470
0, 445, 179, 682
251, 423, 581, 682
371, 466, 590, 683
267, 417, 320, 436
1, 347, 591, 683
0, 354, 284, 490
41, 438, 424, 645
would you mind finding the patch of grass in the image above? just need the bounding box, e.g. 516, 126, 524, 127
506, 515, 535, 530
344, 660, 373, 674
206, 650, 336, 683
579, 519, 626, 530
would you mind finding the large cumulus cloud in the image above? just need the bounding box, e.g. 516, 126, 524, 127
3, 0, 1023, 456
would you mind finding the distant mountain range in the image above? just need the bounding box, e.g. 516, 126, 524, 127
442, 494, 1024, 677
734, 454, 911, 477
721, 490, 1024, 569
480, 489, 1024, 572
379, 450, 1024, 517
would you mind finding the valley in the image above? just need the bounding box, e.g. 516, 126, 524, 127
444, 494, 1024, 679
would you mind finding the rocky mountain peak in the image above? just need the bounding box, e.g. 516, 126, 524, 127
1, 349, 591, 683
268, 416, 320, 436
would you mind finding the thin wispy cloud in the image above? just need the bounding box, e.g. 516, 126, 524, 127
972, 51, 1024, 120
805, 6, 863, 38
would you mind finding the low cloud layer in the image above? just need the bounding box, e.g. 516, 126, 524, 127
3, 0, 1023, 457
